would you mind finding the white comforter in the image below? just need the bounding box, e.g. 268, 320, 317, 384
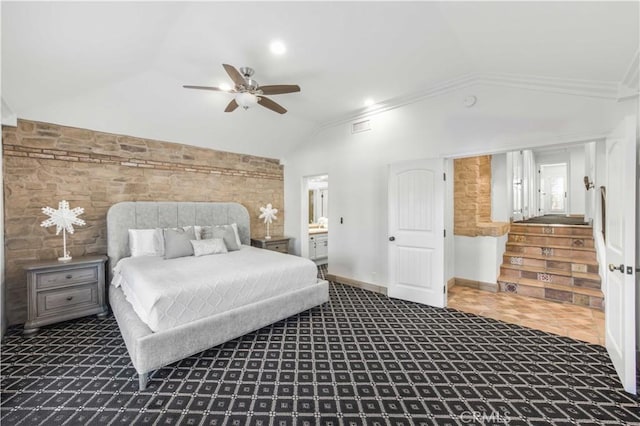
112, 246, 318, 332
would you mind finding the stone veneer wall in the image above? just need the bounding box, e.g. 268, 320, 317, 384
454, 156, 509, 237
2, 119, 285, 325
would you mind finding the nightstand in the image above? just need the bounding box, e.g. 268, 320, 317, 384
23, 255, 108, 335
251, 236, 291, 254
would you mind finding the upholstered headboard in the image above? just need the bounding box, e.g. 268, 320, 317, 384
106, 201, 250, 274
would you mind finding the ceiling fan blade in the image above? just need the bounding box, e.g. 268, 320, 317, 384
183, 85, 236, 93
258, 84, 301, 95
258, 96, 287, 114
223, 64, 246, 87
183, 85, 224, 91
224, 99, 239, 112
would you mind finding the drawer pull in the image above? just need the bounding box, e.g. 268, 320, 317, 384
66, 274, 73, 279
66, 296, 73, 301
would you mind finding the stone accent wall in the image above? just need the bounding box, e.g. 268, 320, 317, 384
3, 119, 285, 325
454, 156, 509, 237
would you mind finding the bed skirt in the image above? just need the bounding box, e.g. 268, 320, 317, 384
109, 280, 329, 390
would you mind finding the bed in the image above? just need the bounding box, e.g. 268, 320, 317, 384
106, 201, 329, 390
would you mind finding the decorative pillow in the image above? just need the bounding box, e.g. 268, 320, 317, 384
182, 225, 203, 240
129, 229, 164, 257
191, 238, 228, 257
163, 227, 197, 259
230, 223, 242, 247
202, 225, 240, 251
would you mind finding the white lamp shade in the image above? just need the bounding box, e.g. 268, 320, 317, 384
235, 92, 258, 108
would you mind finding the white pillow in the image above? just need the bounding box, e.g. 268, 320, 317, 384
230, 223, 242, 247
129, 229, 164, 257
191, 238, 228, 257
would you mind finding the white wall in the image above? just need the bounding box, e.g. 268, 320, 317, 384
454, 235, 507, 284
284, 83, 634, 289
584, 141, 597, 222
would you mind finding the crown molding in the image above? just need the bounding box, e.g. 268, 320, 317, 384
617, 49, 639, 100
440, 130, 609, 160
319, 73, 478, 129
1, 98, 17, 127
319, 71, 623, 130
479, 72, 618, 100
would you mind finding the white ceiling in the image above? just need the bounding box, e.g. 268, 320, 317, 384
2, 1, 638, 159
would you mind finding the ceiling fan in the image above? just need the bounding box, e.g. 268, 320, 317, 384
183, 64, 300, 114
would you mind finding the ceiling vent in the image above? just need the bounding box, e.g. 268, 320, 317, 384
351, 119, 371, 134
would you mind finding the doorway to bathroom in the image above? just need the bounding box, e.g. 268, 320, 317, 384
302, 174, 328, 266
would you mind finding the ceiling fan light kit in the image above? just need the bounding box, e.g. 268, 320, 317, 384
183, 64, 300, 114
235, 92, 258, 109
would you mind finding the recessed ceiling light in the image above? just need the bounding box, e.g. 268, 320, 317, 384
270, 40, 286, 55
219, 82, 232, 92
364, 98, 375, 107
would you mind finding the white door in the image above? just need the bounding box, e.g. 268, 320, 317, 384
605, 115, 636, 394
539, 163, 567, 214
388, 158, 445, 307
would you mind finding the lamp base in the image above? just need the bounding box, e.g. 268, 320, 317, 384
264, 236, 272, 240
58, 255, 72, 263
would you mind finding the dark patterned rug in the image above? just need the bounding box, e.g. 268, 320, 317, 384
1, 272, 638, 425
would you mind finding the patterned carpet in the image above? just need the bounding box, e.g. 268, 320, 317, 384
1, 266, 639, 425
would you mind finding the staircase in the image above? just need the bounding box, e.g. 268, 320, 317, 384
498, 222, 603, 310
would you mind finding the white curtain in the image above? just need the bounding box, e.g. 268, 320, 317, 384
522, 150, 538, 219
509, 150, 538, 220
509, 151, 523, 221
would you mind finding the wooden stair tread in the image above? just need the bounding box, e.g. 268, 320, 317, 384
500, 263, 601, 281
506, 242, 596, 252
503, 251, 599, 266
510, 223, 592, 229
498, 276, 603, 297
508, 232, 594, 241
544, 282, 603, 297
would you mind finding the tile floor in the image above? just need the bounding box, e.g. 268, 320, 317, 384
448, 285, 605, 346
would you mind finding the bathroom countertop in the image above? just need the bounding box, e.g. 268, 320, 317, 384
309, 228, 328, 235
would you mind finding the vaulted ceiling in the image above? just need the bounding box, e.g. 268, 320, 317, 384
2, 1, 638, 159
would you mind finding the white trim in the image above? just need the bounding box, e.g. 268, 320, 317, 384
440, 132, 607, 159
618, 50, 640, 100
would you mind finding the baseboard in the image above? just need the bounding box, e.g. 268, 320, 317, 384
453, 277, 498, 293
447, 277, 456, 289
326, 274, 387, 296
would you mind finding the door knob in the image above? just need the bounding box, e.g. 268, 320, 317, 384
608, 263, 624, 273
389, 236, 395, 241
